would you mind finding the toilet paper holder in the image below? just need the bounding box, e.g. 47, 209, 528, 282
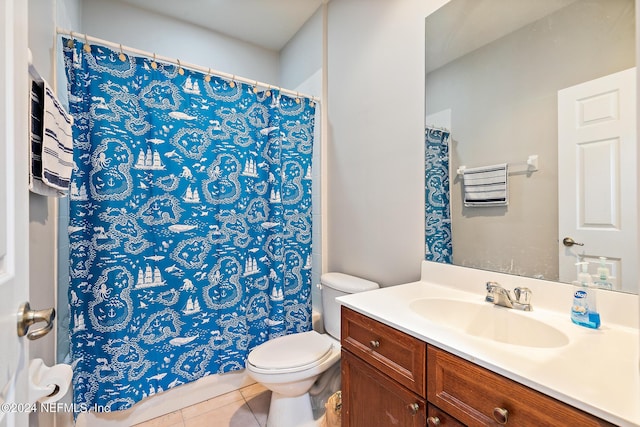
17, 302, 55, 341
28, 359, 72, 404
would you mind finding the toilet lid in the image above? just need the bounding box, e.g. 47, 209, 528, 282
247, 331, 334, 370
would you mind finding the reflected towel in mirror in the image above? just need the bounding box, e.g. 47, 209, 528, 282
462, 163, 508, 207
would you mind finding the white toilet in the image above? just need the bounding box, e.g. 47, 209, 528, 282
246, 272, 379, 427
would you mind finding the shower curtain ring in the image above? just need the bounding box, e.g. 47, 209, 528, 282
253, 81, 259, 94
177, 59, 184, 75
229, 75, 236, 88
83, 33, 91, 53
151, 53, 158, 70
118, 44, 126, 62
204, 68, 211, 82
296, 92, 301, 104
67, 31, 75, 48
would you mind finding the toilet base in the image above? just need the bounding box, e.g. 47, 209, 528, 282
266, 391, 318, 427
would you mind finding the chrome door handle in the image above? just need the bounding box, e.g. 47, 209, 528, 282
562, 237, 584, 247
17, 302, 55, 340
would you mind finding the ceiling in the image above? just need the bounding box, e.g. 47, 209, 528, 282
113, 0, 324, 51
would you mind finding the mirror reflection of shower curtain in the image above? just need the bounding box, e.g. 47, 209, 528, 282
425, 127, 452, 263
63, 39, 315, 412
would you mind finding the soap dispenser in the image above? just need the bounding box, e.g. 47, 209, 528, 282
576, 261, 593, 286
571, 262, 601, 329
593, 257, 613, 290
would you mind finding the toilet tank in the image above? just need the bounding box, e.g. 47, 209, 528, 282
320, 273, 379, 340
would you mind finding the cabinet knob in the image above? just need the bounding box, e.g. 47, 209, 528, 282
369, 340, 380, 348
427, 416, 441, 426
408, 403, 420, 415
493, 407, 509, 424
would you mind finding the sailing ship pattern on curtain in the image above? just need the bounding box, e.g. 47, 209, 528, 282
63, 40, 315, 411
425, 127, 452, 264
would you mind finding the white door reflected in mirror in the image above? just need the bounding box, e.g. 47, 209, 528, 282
558, 68, 637, 293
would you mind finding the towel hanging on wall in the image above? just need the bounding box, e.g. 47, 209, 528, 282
29, 78, 74, 197
462, 163, 508, 207
28, 79, 57, 196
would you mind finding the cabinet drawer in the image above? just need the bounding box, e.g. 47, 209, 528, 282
341, 306, 426, 396
427, 346, 613, 427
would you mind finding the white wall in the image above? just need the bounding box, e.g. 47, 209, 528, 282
326, 0, 448, 286
81, 0, 281, 85
280, 8, 323, 92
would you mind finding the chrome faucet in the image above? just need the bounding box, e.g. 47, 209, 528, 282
485, 282, 532, 311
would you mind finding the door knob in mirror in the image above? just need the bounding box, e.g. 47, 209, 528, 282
562, 237, 584, 247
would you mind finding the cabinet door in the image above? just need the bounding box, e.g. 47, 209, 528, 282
342, 350, 426, 427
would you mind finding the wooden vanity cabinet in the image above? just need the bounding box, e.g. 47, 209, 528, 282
341, 306, 614, 427
341, 306, 427, 426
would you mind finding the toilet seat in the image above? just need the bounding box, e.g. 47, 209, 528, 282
247, 331, 335, 374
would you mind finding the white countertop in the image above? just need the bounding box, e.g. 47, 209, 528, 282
337, 263, 640, 427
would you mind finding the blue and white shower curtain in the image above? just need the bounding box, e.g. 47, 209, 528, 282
425, 127, 452, 264
63, 39, 315, 411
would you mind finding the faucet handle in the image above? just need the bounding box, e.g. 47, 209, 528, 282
485, 281, 499, 303
513, 287, 532, 305
486, 281, 500, 291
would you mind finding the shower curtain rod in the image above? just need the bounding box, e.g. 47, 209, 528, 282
56, 27, 319, 103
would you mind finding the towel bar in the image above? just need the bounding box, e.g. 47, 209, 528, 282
457, 154, 538, 176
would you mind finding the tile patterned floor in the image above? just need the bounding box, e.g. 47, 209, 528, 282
132, 383, 271, 427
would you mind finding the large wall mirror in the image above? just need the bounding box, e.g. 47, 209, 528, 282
425, 0, 637, 294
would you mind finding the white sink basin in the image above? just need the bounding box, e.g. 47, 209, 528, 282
409, 298, 569, 348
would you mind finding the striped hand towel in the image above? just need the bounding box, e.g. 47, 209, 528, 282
29, 79, 62, 197
462, 163, 508, 207
41, 79, 74, 194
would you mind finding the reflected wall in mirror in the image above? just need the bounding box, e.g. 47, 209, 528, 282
425, 0, 637, 293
